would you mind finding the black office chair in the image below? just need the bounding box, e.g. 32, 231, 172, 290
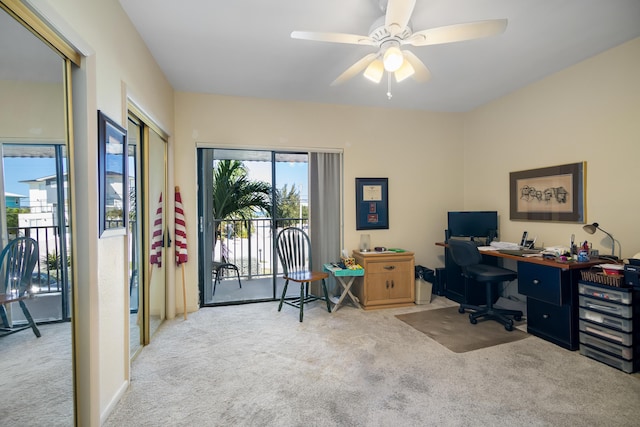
447, 239, 523, 331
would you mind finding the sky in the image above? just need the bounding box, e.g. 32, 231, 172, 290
3, 157, 57, 196
244, 160, 308, 202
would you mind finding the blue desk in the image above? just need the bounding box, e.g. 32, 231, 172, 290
323, 264, 364, 312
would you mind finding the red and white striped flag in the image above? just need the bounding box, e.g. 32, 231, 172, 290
149, 192, 163, 267
175, 187, 188, 265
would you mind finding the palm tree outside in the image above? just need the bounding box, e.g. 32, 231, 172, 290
212, 159, 271, 256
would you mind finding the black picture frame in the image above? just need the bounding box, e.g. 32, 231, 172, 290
509, 162, 585, 222
356, 178, 389, 230
98, 110, 127, 237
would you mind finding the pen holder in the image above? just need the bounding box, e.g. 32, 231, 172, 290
340, 256, 356, 268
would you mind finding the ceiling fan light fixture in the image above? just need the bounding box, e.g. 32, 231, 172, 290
363, 59, 384, 83
394, 59, 415, 82
383, 46, 404, 72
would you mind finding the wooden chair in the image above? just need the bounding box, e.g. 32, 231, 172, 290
276, 227, 331, 322
0, 237, 41, 338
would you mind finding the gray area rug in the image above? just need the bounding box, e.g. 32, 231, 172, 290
105, 297, 640, 426
395, 306, 529, 353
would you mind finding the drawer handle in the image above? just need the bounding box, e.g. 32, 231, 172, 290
532, 279, 540, 285
384, 265, 396, 270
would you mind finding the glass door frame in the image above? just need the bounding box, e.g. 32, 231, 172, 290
197, 147, 310, 307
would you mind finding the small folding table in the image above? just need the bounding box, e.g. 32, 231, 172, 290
323, 263, 364, 312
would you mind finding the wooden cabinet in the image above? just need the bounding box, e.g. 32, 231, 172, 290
352, 251, 415, 309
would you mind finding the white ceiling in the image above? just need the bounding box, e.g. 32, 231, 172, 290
119, 0, 640, 112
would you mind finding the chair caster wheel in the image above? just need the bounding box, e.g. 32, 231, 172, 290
458, 307, 466, 314
469, 315, 478, 324
504, 322, 514, 331
514, 314, 522, 321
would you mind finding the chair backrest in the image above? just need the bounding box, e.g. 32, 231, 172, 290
0, 237, 39, 297
276, 227, 312, 277
447, 239, 482, 269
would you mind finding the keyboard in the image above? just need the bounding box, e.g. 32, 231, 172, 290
498, 249, 541, 256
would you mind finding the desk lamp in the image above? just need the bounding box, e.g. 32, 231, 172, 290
583, 222, 616, 257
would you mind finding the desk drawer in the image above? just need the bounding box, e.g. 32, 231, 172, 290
579, 295, 633, 318
518, 262, 565, 305
527, 299, 573, 348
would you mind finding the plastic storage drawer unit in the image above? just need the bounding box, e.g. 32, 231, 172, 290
579, 333, 636, 360
579, 344, 639, 373
579, 307, 632, 332
578, 282, 632, 304
579, 295, 633, 318
579, 319, 633, 346
578, 281, 638, 373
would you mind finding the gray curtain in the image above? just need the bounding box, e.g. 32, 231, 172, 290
309, 152, 342, 294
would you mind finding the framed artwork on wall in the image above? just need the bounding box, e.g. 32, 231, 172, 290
356, 177, 389, 230
98, 110, 127, 237
509, 162, 585, 222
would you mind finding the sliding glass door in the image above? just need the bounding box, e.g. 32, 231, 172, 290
127, 111, 168, 355
198, 148, 310, 305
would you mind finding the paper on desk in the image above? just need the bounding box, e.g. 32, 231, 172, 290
478, 246, 497, 251
599, 263, 623, 270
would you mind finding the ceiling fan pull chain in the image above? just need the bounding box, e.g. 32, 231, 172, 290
387, 73, 392, 100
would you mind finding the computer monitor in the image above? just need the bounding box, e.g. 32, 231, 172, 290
447, 211, 498, 242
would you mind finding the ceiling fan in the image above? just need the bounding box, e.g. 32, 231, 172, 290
291, 0, 507, 88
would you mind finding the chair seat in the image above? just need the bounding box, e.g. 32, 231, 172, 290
284, 270, 329, 283
466, 264, 517, 283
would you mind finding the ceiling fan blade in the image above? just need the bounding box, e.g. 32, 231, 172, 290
291, 31, 375, 46
385, 0, 416, 36
402, 50, 431, 82
404, 19, 508, 47
331, 53, 378, 86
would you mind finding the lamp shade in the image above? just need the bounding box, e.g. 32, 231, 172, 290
394, 59, 415, 82
383, 46, 404, 72
583, 223, 598, 234
363, 59, 384, 83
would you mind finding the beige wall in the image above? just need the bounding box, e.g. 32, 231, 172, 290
174, 93, 465, 310
34, 0, 175, 425
464, 37, 640, 259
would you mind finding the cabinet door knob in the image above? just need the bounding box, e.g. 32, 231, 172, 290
532, 279, 540, 285
391, 280, 395, 288
384, 265, 396, 270
542, 314, 549, 319
386, 280, 389, 289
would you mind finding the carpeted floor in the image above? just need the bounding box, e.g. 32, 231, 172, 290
104, 296, 640, 426
0, 322, 74, 427
396, 306, 529, 353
